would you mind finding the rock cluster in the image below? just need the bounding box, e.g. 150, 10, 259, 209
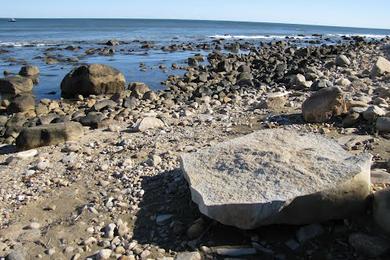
0, 36, 390, 259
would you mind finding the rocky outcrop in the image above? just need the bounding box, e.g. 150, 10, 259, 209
302, 87, 347, 123
181, 129, 372, 229
0, 76, 34, 94
16, 122, 84, 150
60, 64, 126, 98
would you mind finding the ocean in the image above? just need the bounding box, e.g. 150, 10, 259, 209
0, 19, 389, 100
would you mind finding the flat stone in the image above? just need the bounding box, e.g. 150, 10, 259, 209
16, 122, 84, 150
263, 92, 288, 110
14, 149, 38, 159
181, 129, 372, 229
133, 117, 164, 132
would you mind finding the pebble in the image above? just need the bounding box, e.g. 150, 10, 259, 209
27, 222, 41, 230
104, 223, 116, 238
97, 249, 112, 260
140, 250, 151, 259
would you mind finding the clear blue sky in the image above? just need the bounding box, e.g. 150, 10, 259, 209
2, 0, 390, 29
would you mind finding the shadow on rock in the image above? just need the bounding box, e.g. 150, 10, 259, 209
0, 144, 17, 155
132, 168, 253, 252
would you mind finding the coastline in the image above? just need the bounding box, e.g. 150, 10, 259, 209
0, 34, 390, 259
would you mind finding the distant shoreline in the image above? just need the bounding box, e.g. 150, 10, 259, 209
1, 17, 390, 31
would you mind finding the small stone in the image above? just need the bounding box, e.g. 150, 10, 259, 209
27, 222, 41, 230
100, 164, 109, 171
147, 154, 162, 167
46, 248, 56, 256
335, 55, 351, 67
97, 249, 112, 260
140, 250, 151, 259
156, 214, 173, 225
104, 223, 116, 239
133, 117, 164, 132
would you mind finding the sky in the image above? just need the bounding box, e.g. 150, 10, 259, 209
1, 0, 390, 29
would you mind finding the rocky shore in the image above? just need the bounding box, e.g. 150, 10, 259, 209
0, 36, 390, 259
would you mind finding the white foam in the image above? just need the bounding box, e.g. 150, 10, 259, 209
210, 34, 304, 40
0, 41, 57, 47
210, 33, 389, 40
333, 33, 389, 39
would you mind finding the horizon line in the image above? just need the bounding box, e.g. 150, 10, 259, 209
1, 17, 390, 31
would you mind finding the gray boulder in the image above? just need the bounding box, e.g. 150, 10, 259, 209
16, 122, 84, 150
371, 57, 390, 77
302, 86, 347, 123
0, 76, 33, 94
181, 129, 372, 229
61, 64, 126, 98
19, 65, 40, 77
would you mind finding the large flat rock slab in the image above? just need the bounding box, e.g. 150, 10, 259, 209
181, 129, 372, 229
